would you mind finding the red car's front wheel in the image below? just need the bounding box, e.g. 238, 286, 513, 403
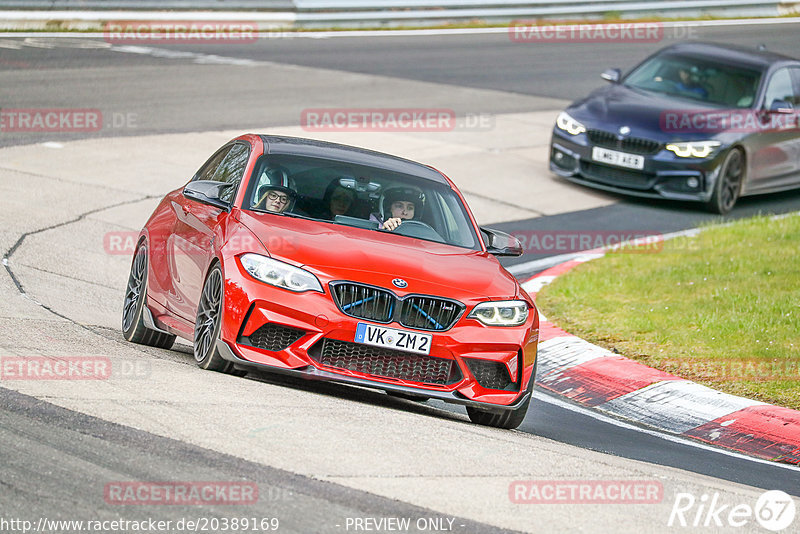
466, 370, 534, 430
193, 263, 245, 376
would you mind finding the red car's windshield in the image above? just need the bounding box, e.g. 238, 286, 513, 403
243, 154, 481, 251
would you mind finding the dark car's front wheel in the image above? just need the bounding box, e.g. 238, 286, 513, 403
707, 148, 744, 215
122, 244, 176, 349
194, 263, 244, 376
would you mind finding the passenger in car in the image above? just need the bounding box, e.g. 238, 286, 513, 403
317, 179, 358, 219
253, 166, 296, 214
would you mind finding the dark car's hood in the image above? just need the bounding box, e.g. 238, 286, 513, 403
568, 83, 723, 140
237, 211, 520, 300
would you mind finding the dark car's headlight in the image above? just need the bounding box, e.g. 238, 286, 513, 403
240, 253, 323, 293
555, 111, 587, 136
469, 301, 529, 326
665, 141, 721, 158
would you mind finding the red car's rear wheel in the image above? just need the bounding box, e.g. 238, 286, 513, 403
122, 244, 176, 349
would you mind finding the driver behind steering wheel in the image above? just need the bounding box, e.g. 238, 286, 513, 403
369, 186, 425, 232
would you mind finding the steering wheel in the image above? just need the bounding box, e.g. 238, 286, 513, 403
390, 220, 444, 242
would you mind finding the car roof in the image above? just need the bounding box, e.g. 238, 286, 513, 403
258, 135, 448, 184
658, 42, 799, 70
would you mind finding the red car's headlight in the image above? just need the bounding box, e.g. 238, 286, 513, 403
240, 253, 323, 293
468, 300, 529, 326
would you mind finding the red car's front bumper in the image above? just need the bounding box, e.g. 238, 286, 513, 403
218, 257, 539, 412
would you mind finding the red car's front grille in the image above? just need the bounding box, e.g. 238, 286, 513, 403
331, 283, 394, 323
330, 282, 464, 331
310, 338, 461, 385
242, 323, 306, 352
465, 358, 517, 391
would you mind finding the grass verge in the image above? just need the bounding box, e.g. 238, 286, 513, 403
534, 213, 800, 409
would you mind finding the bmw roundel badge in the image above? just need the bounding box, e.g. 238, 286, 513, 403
392, 278, 408, 289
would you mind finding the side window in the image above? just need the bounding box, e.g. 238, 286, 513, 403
436, 191, 459, 239
211, 143, 250, 203
192, 146, 232, 183
763, 68, 794, 108
790, 68, 800, 106
433, 190, 476, 249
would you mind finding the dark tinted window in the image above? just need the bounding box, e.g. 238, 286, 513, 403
625, 53, 763, 107
192, 146, 231, 182
211, 143, 250, 202
787, 67, 800, 106
764, 68, 795, 108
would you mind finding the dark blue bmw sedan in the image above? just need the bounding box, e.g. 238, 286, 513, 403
550, 42, 800, 213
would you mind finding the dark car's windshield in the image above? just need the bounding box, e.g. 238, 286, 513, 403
624, 53, 764, 108
242, 154, 480, 250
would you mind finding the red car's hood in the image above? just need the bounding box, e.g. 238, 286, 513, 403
238, 211, 519, 299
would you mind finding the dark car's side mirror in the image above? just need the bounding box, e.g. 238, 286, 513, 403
481, 227, 523, 257
601, 68, 621, 83
183, 180, 233, 211
768, 99, 794, 114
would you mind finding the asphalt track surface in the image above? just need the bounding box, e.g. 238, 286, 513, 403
2, 21, 800, 531
1, 387, 511, 533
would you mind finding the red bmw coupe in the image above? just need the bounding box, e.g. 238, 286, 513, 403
122, 134, 539, 429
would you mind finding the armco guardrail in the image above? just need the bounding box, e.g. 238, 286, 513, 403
0, 1, 797, 28
0, 1, 293, 8
293, 0, 794, 24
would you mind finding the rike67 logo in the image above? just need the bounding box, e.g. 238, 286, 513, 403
668, 490, 796, 531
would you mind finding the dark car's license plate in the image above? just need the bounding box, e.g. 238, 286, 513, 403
592, 146, 645, 170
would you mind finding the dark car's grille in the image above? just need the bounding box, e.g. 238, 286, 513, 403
587, 129, 662, 155
331, 282, 464, 331
244, 323, 306, 352
465, 358, 516, 391
311, 338, 461, 385
622, 136, 662, 155
580, 161, 655, 190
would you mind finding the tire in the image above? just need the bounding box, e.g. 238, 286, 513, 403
466, 377, 533, 430
193, 263, 243, 375
706, 148, 744, 215
122, 244, 176, 349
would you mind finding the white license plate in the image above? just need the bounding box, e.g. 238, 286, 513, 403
592, 146, 645, 170
354, 323, 432, 355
